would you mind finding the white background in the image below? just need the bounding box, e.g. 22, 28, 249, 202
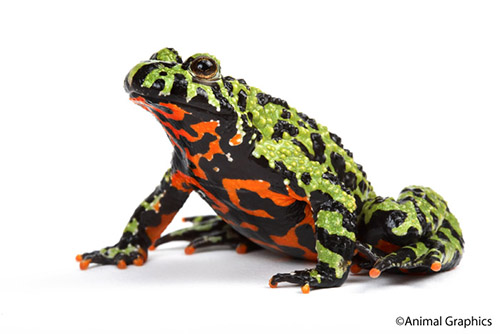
1, 0, 499, 333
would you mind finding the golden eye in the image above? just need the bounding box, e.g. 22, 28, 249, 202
189, 56, 219, 80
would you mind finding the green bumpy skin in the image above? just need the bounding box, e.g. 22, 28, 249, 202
77, 47, 464, 292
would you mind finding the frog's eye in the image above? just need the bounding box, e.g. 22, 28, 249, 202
189, 56, 219, 80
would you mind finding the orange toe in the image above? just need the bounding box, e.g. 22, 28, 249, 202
117, 260, 127, 269
184, 246, 195, 255
235, 243, 248, 254
80, 259, 91, 270
75, 254, 83, 262
369, 268, 381, 278
269, 278, 278, 288
133, 257, 144, 266
431, 261, 442, 272
148, 245, 156, 251
350, 264, 362, 274
301, 284, 310, 294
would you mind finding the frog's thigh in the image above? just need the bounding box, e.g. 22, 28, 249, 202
357, 186, 464, 276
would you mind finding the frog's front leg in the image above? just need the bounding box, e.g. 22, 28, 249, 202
76, 169, 192, 269
270, 190, 357, 293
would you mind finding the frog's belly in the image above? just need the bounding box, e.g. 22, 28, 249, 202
194, 183, 318, 261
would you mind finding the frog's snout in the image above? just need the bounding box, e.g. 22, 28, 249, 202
124, 61, 166, 97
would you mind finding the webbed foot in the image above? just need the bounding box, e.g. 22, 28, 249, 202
76, 242, 148, 270
269, 264, 348, 293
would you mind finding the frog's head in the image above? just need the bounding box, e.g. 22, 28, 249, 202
125, 48, 237, 116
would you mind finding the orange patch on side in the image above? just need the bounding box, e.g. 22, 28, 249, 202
240, 222, 259, 232
374, 239, 400, 254
171, 171, 229, 214
222, 179, 298, 219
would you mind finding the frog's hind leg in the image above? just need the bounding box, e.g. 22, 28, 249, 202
154, 215, 260, 254
358, 186, 464, 278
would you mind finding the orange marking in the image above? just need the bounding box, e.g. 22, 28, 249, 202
145, 212, 176, 245
153, 201, 161, 213
269, 278, 278, 288
235, 243, 248, 254
185, 246, 195, 255
374, 239, 400, 254
400, 268, 410, 274
117, 260, 127, 269
240, 222, 259, 232
301, 284, 310, 294
80, 259, 91, 270
222, 179, 297, 219
230, 133, 242, 146
171, 171, 229, 214
431, 261, 442, 272
369, 268, 381, 278
75, 254, 82, 262
350, 264, 362, 274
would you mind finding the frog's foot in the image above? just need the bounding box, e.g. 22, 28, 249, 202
350, 241, 385, 274
154, 215, 259, 255
76, 243, 148, 270
367, 239, 456, 278
269, 264, 348, 294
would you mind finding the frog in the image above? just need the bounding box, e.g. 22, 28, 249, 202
77, 47, 464, 293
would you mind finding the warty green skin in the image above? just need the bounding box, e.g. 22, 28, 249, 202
81, 48, 464, 291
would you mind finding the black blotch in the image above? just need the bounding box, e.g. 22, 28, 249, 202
331, 152, 346, 179
272, 120, 299, 141
237, 89, 247, 112
222, 77, 234, 97
344, 172, 357, 191
359, 180, 367, 193
322, 172, 339, 185
297, 112, 319, 130
311, 133, 326, 163
256, 92, 289, 108
151, 79, 165, 91
171, 73, 188, 97
329, 132, 343, 148
211, 84, 234, 112
295, 224, 316, 254
301, 172, 311, 185
281, 109, 291, 119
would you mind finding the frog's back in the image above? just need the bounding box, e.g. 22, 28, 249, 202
241, 86, 375, 208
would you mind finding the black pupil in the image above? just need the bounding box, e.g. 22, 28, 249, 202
193, 58, 216, 76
